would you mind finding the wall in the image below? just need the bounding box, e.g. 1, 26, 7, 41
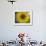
0, 0, 46, 42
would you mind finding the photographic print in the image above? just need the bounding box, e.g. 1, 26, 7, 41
15, 10, 33, 26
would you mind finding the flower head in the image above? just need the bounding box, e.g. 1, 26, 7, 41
15, 12, 30, 23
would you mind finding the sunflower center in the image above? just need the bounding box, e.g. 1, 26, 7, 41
20, 14, 26, 19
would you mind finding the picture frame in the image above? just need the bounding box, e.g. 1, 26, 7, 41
14, 10, 33, 26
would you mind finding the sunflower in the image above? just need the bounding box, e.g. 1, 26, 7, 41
15, 12, 30, 23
